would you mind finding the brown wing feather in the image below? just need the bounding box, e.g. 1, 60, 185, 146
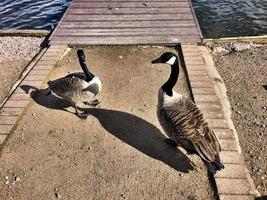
160, 97, 222, 162
48, 77, 84, 98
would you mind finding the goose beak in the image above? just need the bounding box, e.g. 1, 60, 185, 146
151, 57, 162, 64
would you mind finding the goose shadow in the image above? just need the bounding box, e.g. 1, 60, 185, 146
85, 108, 195, 173
20, 85, 72, 111
20, 85, 194, 172
255, 196, 267, 200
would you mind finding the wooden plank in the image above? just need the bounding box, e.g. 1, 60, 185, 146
63, 14, 194, 21
72, 2, 190, 8
55, 27, 198, 33
68, 7, 192, 15
53, 27, 199, 36
54, 31, 198, 37
59, 20, 196, 28
51, 35, 200, 45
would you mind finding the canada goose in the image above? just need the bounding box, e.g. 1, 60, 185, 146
47, 49, 102, 119
151, 52, 224, 174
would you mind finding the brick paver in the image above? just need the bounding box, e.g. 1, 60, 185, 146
181, 43, 257, 199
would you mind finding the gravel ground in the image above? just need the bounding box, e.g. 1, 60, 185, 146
0, 36, 44, 104
214, 45, 267, 196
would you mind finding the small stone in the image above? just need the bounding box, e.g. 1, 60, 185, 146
236, 110, 242, 114
205, 42, 214, 48
5, 176, 9, 180
118, 55, 123, 59
262, 124, 266, 128
55, 193, 62, 199
5, 180, 9, 184
15, 177, 21, 182
232, 43, 251, 52
212, 46, 230, 56
32, 113, 36, 116
256, 122, 260, 126
179, 173, 183, 177
59, 143, 63, 146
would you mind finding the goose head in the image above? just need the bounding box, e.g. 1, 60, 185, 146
151, 52, 177, 65
151, 52, 179, 97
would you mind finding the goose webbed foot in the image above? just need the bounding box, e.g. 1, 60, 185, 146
164, 138, 178, 147
84, 99, 100, 107
203, 160, 217, 175
75, 105, 89, 120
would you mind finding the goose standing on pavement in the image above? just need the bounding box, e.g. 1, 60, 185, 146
151, 52, 224, 174
47, 49, 102, 119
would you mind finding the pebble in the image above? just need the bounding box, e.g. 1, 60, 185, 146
32, 113, 36, 116
232, 43, 251, 52
15, 176, 21, 182
236, 110, 242, 114
212, 46, 230, 56
55, 193, 62, 199
5, 176, 9, 180
118, 55, 123, 59
5, 180, 9, 185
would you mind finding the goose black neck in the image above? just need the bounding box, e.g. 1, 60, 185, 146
79, 60, 95, 82
161, 59, 179, 96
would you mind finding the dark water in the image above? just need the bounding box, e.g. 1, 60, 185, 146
192, 0, 267, 38
0, 0, 266, 38
0, 0, 71, 30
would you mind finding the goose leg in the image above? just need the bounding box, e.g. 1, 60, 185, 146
75, 104, 89, 119
84, 99, 100, 107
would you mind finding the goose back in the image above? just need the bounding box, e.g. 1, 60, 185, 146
157, 93, 221, 162
48, 76, 94, 103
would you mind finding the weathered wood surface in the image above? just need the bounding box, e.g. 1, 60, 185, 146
50, 0, 202, 45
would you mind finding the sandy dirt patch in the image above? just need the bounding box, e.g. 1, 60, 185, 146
214, 45, 267, 196
0, 46, 214, 200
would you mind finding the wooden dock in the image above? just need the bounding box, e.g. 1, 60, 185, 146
49, 0, 202, 45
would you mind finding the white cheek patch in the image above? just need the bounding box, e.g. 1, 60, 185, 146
166, 56, 176, 65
